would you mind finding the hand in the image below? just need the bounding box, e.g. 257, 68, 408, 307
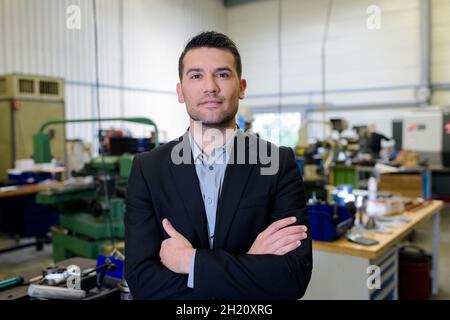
247, 216, 307, 255
159, 218, 194, 274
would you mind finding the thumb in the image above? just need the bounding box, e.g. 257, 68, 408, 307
162, 218, 181, 238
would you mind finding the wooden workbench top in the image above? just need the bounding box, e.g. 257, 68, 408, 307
0, 181, 63, 199
312, 200, 444, 260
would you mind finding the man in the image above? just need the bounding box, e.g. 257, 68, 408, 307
125, 31, 312, 299
368, 124, 391, 158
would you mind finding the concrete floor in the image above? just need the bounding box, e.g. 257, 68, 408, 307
0, 206, 449, 299
0, 236, 54, 280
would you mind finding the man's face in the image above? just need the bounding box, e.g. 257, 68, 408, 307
177, 47, 247, 127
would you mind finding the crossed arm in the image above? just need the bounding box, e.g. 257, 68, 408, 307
125, 148, 312, 299
160, 216, 307, 273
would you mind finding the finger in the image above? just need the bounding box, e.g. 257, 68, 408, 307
162, 218, 181, 238
270, 225, 308, 243
264, 217, 297, 235
274, 240, 301, 255
271, 233, 306, 252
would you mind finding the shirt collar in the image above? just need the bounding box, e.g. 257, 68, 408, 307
188, 127, 238, 164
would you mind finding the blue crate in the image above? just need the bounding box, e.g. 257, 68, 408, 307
307, 204, 353, 242
8, 171, 52, 185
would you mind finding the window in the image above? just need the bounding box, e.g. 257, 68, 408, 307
252, 112, 302, 148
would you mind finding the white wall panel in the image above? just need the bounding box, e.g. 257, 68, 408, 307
431, 0, 450, 105
227, 0, 422, 108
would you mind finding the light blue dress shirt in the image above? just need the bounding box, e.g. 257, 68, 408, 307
187, 129, 236, 288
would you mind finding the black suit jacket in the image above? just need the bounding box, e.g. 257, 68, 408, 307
125, 130, 312, 299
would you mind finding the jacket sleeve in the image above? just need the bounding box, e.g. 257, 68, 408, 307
193, 147, 313, 299
124, 155, 194, 299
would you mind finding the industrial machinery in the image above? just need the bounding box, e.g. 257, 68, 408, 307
295, 118, 357, 199
393, 107, 450, 200
398, 106, 450, 166
294, 119, 335, 201
295, 118, 374, 199
352, 125, 373, 159
34, 117, 158, 262
296, 118, 358, 171
295, 120, 332, 175
0, 73, 65, 180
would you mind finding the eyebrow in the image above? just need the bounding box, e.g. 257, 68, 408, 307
185, 67, 233, 76
215, 67, 232, 73
185, 68, 203, 76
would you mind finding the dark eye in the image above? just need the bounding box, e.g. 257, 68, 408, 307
190, 74, 202, 80
218, 72, 230, 78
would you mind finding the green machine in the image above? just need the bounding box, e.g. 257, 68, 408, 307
34, 117, 158, 262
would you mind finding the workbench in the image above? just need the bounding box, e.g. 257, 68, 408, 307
302, 200, 443, 300
0, 181, 63, 199
0, 257, 96, 300
0, 181, 63, 254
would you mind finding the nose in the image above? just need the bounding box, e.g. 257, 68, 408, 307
203, 74, 220, 94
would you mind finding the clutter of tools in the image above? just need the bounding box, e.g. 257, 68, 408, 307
0, 249, 132, 300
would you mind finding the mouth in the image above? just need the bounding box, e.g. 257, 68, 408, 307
198, 100, 224, 108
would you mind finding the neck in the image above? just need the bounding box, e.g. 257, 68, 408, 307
189, 119, 236, 156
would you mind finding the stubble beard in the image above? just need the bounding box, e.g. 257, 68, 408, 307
187, 105, 237, 129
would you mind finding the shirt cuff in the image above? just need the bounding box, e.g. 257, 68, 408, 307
187, 249, 196, 288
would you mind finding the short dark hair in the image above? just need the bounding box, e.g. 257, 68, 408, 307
178, 31, 242, 81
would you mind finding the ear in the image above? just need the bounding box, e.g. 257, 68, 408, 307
239, 79, 247, 100
176, 83, 185, 103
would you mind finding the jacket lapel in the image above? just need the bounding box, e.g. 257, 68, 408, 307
168, 132, 210, 248
213, 130, 256, 249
